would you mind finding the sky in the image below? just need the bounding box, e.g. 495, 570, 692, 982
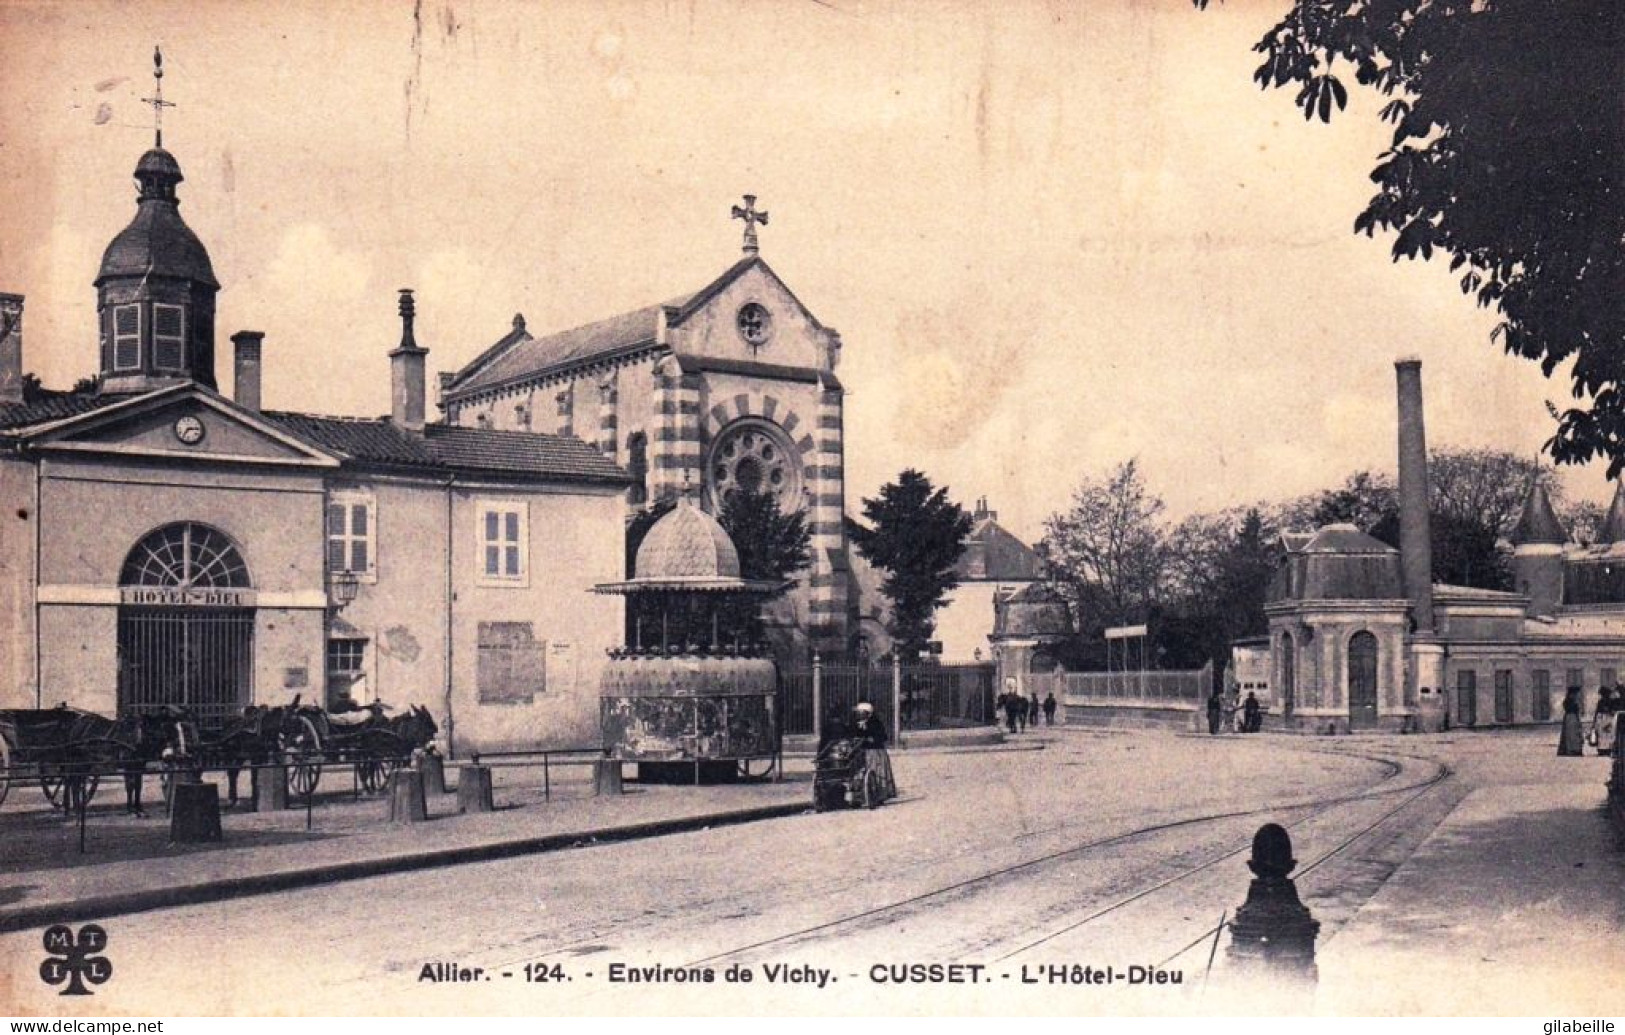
0, 0, 1608, 542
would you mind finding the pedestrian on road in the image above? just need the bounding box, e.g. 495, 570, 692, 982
1243, 692, 1261, 734
1028, 694, 1041, 729
1206, 689, 1223, 735
1000, 679, 1019, 733
1042, 692, 1057, 726
1559, 687, 1586, 756
1015, 690, 1028, 732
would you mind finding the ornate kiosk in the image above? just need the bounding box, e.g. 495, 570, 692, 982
594, 500, 782, 782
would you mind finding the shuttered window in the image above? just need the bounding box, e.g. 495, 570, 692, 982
113, 304, 141, 370
477, 501, 527, 585
326, 493, 376, 577
153, 304, 185, 369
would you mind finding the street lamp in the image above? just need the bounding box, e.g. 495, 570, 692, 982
328, 572, 360, 611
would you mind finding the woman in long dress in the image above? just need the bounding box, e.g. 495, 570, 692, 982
850, 702, 897, 803
1558, 687, 1586, 756
1591, 686, 1619, 757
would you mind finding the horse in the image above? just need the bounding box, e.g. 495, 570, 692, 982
45, 708, 176, 817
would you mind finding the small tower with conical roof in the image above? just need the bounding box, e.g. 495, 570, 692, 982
1596, 482, 1625, 550
95, 48, 219, 394
1511, 480, 1568, 616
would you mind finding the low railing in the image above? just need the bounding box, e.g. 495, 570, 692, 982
779, 661, 997, 737
1029, 662, 1214, 707
464, 746, 607, 802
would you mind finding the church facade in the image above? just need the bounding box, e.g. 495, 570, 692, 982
438, 201, 854, 659
0, 99, 630, 754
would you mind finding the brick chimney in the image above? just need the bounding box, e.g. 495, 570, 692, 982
390, 289, 428, 433
1395, 358, 1435, 633
231, 331, 264, 411
0, 293, 23, 406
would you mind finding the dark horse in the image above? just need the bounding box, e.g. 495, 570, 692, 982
173, 699, 315, 807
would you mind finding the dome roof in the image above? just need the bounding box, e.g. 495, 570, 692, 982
95, 148, 219, 289
992, 582, 1073, 641
1270, 523, 1404, 602
635, 501, 741, 580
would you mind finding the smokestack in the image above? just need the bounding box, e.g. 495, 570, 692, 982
390, 289, 428, 433
231, 331, 264, 411
0, 293, 23, 406
1395, 358, 1434, 633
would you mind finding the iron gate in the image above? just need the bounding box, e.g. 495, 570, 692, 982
117, 608, 254, 725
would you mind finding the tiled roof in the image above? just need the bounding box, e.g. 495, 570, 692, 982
449, 300, 679, 397
262, 411, 629, 484
445, 257, 772, 399
0, 391, 122, 431
956, 516, 1044, 581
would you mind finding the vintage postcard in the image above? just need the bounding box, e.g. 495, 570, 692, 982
0, 0, 1621, 1019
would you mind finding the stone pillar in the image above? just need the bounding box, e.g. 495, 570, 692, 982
1412, 640, 1447, 732
807, 376, 849, 655
419, 751, 447, 795
252, 764, 287, 812
597, 377, 618, 458
170, 782, 223, 843
1395, 358, 1435, 633
386, 768, 428, 823
593, 758, 624, 796
457, 764, 495, 813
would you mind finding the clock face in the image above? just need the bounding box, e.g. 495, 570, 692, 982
173, 415, 206, 445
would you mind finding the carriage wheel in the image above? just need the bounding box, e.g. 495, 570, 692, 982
860, 767, 884, 810
737, 756, 776, 781
283, 716, 323, 798
41, 770, 63, 806
44, 770, 100, 809
357, 757, 395, 794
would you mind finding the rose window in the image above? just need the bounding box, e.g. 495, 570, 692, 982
707, 420, 802, 510
736, 303, 772, 349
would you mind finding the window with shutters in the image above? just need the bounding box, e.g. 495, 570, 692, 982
326, 492, 376, 580
1532, 669, 1552, 722
153, 304, 186, 369
476, 621, 545, 704
477, 500, 527, 586
113, 304, 142, 371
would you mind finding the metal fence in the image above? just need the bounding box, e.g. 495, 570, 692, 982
1027, 661, 1213, 705
780, 661, 997, 736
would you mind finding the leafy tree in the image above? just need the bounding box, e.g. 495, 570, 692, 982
1429, 448, 1561, 540
717, 488, 812, 586
1562, 498, 1604, 547
1199, 0, 1624, 474
1038, 459, 1169, 626
716, 488, 812, 643
849, 470, 973, 660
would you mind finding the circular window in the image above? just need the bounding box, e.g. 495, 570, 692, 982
706, 419, 802, 510
736, 303, 772, 348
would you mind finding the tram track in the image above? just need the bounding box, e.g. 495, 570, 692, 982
676, 748, 1452, 970
477, 741, 1448, 978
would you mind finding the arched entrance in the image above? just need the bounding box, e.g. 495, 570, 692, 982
1348, 631, 1379, 729
117, 522, 255, 723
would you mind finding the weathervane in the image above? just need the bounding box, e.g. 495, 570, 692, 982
731, 194, 768, 255
141, 46, 175, 148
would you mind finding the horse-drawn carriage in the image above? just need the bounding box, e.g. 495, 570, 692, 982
168, 698, 438, 802
0, 706, 172, 811
0, 698, 439, 813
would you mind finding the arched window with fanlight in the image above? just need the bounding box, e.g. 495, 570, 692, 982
120, 522, 251, 589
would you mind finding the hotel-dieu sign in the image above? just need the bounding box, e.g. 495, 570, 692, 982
118, 587, 256, 608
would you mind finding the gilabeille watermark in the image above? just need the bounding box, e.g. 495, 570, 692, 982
1543, 1022, 1615, 1034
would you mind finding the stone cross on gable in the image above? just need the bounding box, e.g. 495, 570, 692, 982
731, 195, 768, 255
141, 46, 175, 148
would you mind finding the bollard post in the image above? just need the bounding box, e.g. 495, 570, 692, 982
386, 768, 429, 824
252, 764, 288, 813
456, 764, 494, 814
812, 652, 823, 748
1226, 824, 1320, 1003
594, 757, 624, 796
169, 781, 223, 843
419, 750, 447, 795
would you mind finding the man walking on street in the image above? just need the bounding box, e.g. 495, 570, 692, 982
1043, 692, 1057, 726
1207, 689, 1223, 735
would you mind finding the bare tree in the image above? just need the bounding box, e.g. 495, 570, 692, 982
1038, 459, 1168, 626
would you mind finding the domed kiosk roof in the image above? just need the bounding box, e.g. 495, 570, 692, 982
595, 500, 782, 594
